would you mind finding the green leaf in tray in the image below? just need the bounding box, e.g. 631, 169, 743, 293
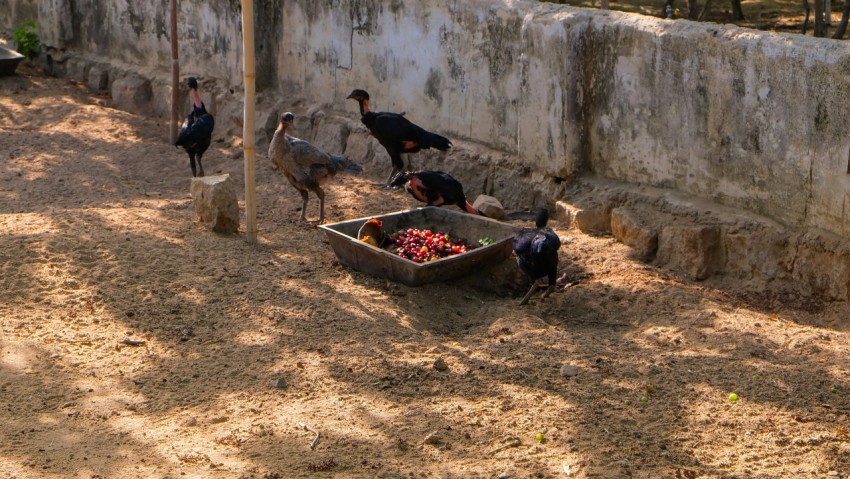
478, 237, 495, 247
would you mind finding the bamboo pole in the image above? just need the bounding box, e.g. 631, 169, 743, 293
169, 0, 178, 143
241, 0, 258, 243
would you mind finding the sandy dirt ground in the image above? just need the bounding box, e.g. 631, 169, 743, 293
3, 64, 850, 479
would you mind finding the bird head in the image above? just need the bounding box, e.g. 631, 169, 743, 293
346, 89, 370, 101
280, 112, 295, 128
535, 208, 550, 229
388, 172, 410, 189
187, 77, 198, 90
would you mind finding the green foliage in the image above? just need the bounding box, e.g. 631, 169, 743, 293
478, 237, 495, 247
14, 20, 41, 59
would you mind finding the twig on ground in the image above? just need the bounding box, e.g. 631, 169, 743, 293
488, 437, 521, 455
298, 423, 321, 449
119, 337, 146, 346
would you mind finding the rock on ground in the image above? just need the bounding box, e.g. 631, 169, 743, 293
190, 174, 240, 234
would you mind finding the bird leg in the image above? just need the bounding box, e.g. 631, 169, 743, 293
196, 153, 205, 177
298, 189, 309, 221
541, 284, 555, 299
316, 187, 326, 224
519, 281, 542, 306
189, 153, 198, 177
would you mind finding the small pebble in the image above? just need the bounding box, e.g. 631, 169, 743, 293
180, 417, 198, 427
560, 364, 579, 377
423, 432, 443, 445
433, 356, 449, 372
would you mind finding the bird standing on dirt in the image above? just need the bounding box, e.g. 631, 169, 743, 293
268, 111, 364, 223
175, 77, 214, 177
513, 208, 561, 305
346, 89, 452, 187
389, 170, 482, 215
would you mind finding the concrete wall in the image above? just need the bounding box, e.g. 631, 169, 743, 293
4, 0, 850, 238
2, 0, 247, 84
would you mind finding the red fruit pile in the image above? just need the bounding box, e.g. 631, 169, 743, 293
389, 228, 472, 263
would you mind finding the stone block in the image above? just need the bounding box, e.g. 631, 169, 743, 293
148, 79, 174, 119
257, 107, 282, 150
64, 58, 88, 83
721, 229, 790, 284
790, 232, 850, 301
611, 207, 658, 260
656, 225, 720, 280
311, 117, 350, 156
86, 64, 109, 91
345, 129, 384, 180
190, 174, 240, 234
553, 200, 574, 228
574, 205, 611, 234
473, 194, 504, 219
111, 74, 152, 115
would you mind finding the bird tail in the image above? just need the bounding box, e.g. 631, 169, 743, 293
422, 130, 453, 151
535, 208, 550, 229
332, 154, 364, 174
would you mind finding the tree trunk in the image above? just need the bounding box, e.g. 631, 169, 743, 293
241, 0, 258, 243
803, 0, 811, 34
687, 0, 698, 19
814, 0, 826, 36
730, 0, 745, 20
832, 0, 850, 38
169, 0, 178, 144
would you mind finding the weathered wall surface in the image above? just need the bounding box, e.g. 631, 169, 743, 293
2, 0, 247, 84
4, 0, 850, 240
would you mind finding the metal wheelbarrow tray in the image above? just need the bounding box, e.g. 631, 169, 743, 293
319, 206, 521, 286
0, 46, 25, 76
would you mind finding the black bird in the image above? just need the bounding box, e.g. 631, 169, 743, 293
175, 77, 214, 177
346, 89, 452, 186
513, 208, 561, 305
389, 170, 482, 215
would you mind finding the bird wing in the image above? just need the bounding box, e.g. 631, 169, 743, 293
287, 137, 335, 169
532, 229, 561, 256
192, 112, 215, 138
176, 110, 214, 148
370, 112, 419, 147
513, 228, 537, 255
364, 111, 451, 152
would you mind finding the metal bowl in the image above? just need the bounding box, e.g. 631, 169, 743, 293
319, 206, 520, 286
0, 46, 25, 76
